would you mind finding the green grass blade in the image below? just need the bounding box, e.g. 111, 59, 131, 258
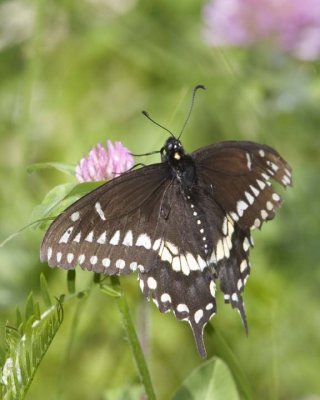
107, 277, 157, 400
39, 274, 53, 307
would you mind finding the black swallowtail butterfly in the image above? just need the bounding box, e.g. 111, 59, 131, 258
40, 86, 292, 358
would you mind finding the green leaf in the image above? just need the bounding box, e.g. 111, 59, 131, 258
33, 303, 41, 322
0, 219, 51, 248
29, 183, 77, 229
39, 274, 53, 307
99, 283, 121, 298
172, 357, 240, 400
205, 324, 253, 400
27, 162, 76, 177
30, 181, 102, 229
15, 308, 22, 328
25, 293, 35, 322
106, 277, 156, 400
66, 181, 103, 197
1, 288, 64, 400
0, 181, 104, 247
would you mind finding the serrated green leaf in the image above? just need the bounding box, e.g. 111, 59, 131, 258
33, 303, 40, 321
16, 308, 22, 327
25, 352, 31, 376
12, 368, 20, 397
25, 293, 35, 321
40, 274, 53, 307
18, 355, 27, 387
27, 162, 76, 177
5, 326, 20, 348
172, 357, 240, 400
24, 317, 35, 341
2, 296, 64, 400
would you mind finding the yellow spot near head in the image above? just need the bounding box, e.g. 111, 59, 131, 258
174, 152, 181, 160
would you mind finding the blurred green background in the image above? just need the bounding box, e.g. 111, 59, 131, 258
0, 0, 320, 399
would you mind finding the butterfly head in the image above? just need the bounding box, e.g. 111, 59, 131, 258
161, 137, 185, 163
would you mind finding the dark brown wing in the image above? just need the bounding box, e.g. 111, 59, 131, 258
40, 163, 171, 275
193, 141, 292, 230
190, 141, 292, 337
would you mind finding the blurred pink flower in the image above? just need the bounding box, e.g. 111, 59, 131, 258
203, 0, 320, 60
76, 140, 134, 182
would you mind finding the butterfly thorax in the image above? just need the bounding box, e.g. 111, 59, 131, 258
161, 137, 198, 190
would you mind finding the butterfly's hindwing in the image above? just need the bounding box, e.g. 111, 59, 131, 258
139, 262, 216, 358
216, 225, 252, 331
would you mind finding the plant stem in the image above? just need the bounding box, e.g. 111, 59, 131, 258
110, 276, 157, 400
207, 323, 253, 400
138, 299, 151, 359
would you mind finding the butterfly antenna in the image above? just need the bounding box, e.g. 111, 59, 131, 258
178, 84, 206, 139
142, 110, 175, 138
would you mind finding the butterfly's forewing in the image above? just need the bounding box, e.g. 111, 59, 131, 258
40, 163, 171, 275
